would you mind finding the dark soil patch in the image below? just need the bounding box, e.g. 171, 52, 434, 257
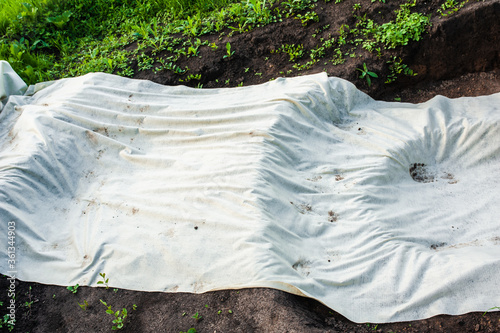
1, 0, 499, 332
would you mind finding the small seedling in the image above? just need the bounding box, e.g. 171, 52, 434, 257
356, 63, 378, 87
482, 306, 500, 317
217, 310, 222, 315
100, 299, 128, 330
1, 313, 15, 332
67, 284, 79, 294
223, 42, 235, 58
113, 288, 119, 293
78, 300, 89, 311
192, 312, 202, 321
228, 309, 233, 314
97, 272, 109, 289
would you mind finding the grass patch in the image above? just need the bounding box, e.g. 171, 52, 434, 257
0, 0, 469, 86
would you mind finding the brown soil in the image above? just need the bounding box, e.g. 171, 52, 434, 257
1, 0, 499, 332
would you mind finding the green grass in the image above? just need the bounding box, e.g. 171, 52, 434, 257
0, 0, 244, 84
0, 0, 47, 35
0, 0, 469, 86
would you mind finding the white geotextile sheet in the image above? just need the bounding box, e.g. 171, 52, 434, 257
1, 66, 499, 323
0, 61, 27, 108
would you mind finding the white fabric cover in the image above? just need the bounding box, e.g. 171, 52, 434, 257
0, 71, 499, 323
0, 61, 27, 107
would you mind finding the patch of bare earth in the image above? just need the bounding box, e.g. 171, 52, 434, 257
1, 0, 499, 332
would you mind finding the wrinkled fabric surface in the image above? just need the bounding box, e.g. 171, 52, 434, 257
0, 61, 27, 108
0, 69, 499, 323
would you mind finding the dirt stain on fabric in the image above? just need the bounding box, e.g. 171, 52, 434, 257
290, 202, 312, 214
328, 210, 338, 222
292, 259, 311, 277
410, 163, 434, 183
93, 127, 109, 137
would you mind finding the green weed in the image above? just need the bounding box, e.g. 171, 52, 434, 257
100, 299, 135, 330
292, 59, 318, 71
273, 44, 304, 62
482, 306, 500, 317
78, 300, 89, 311
0, 313, 15, 332
223, 42, 235, 58
437, 0, 469, 17
97, 272, 109, 289
385, 56, 417, 83
374, 0, 431, 49
67, 284, 79, 294
356, 63, 378, 86
281, 0, 317, 15
295, 11, 319, 26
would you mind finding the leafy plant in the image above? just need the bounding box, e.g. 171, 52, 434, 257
67, 284, 79, 294
274, 43, 304, 62
437, 0, 468, 17
0, 314, 15, 332
385, 56, 417, 83
356, 63, 378, 87
245, 0, 273, 26
100, 299, 130, 330
17, 2, 39, 21
281, 0, 317, 15
374, 0, 431, 49
180, 73, 202, 82
295, 11, 319, 26
192, 312, 202, 321
292, 59, 318, 71
330, 48, 345, 65
46, 11, 72, 29
223, 42, 235, 58
78, 300, 89, 311
310, 37, 335, 60
97, 273, 109, 289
